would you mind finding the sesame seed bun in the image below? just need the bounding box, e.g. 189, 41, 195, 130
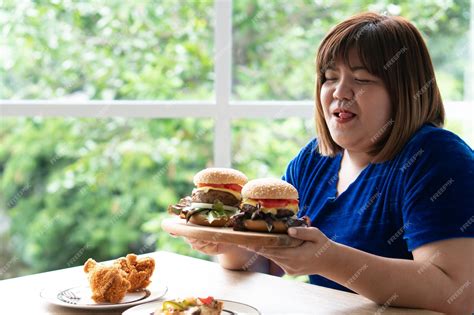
241, 178, 298, 200
193, 168, 248, 186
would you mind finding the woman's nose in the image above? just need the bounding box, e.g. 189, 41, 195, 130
332, 80, 354, 101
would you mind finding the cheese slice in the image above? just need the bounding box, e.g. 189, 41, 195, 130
193, 186, 242, 200
242, 198, 259, 207
190, 202, 239, 212
242, 198, 299, 215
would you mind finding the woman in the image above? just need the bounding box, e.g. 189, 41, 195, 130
186, 12, 474, 314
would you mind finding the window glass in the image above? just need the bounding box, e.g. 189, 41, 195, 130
0, 1, 214, 100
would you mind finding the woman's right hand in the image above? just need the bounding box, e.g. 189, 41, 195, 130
183, 237, 237, 256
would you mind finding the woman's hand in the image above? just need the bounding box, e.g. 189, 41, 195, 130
239, 227, 337, 276
183, 237, 236, 256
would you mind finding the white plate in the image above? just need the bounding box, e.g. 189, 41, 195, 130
40, 282, 168, 310
122, 299, 261, 315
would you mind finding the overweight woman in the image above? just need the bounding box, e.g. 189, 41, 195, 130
186, 12, 474, 314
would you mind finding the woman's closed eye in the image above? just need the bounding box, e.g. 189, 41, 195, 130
324, 76, 373, 83
354, 78, 373, 83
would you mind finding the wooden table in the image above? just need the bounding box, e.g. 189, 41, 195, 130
0, 251, 441, 314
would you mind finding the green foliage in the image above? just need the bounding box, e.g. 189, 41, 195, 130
0, 118, 213, 276
233, 0, 470, 101
1, 1, 469, 101
0, 0, 214, 99
232, 118, 314, 178
0, 1, 471, 279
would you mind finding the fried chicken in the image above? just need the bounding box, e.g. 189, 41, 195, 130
113, 253, 155, 292
83, 258, 130, 303
83, 253, 155, 303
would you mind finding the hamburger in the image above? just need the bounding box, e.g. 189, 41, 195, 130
168, 168, 248, 227
232, 178, 310, 233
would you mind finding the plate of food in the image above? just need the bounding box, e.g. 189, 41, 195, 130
165, 168, 310, 248
122, 296, 261, 315
40, 253, 167, 310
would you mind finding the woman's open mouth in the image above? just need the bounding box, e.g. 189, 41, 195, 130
333, 109, 357, 124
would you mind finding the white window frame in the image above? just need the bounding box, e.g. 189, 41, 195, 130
0, 0, 472, 166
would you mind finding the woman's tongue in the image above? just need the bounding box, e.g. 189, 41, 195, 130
339, 112, 355, 119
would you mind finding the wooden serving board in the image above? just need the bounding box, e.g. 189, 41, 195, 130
161, 218, 303, 248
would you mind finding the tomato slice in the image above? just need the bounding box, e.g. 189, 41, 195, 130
198, 296, 214, 305
258, 199, 298, 208
197, 183, 242, 192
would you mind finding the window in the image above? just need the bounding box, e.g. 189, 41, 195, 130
1, 0, 472, 278
232, 0, 472, 102
1, 1, 214, 100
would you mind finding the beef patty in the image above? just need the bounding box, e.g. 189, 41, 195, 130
192, 189, 240, 207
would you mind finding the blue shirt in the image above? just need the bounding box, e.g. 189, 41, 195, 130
283, 124, 474, 292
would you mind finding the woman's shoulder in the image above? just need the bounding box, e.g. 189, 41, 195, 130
401, 124, 472, 159
392, 124, 473, 180
300, 138, 319, 155
284, 138, 337, 191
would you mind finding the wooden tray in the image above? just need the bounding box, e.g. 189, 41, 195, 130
161, 218, 303, 248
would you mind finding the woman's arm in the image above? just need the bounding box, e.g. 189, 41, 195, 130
243, 228, 474, 314
185, 238, 284, 275
217, 244, 268, 272
325, 237, 474, 314
217, 245, 284, 275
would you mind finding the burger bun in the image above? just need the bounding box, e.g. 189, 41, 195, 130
243, 219, 288, 234
242, 178, 298, 200
188, 213, 232, 227
193, 168, 248, 186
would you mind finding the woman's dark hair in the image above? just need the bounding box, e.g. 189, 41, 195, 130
315, 12, 444, 162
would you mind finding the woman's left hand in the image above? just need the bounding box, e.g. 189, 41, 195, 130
240, 227, 337, 276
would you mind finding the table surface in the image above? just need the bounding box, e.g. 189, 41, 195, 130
0, 251, 441, 314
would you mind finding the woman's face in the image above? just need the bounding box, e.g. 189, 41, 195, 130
320, 49, 392, 154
